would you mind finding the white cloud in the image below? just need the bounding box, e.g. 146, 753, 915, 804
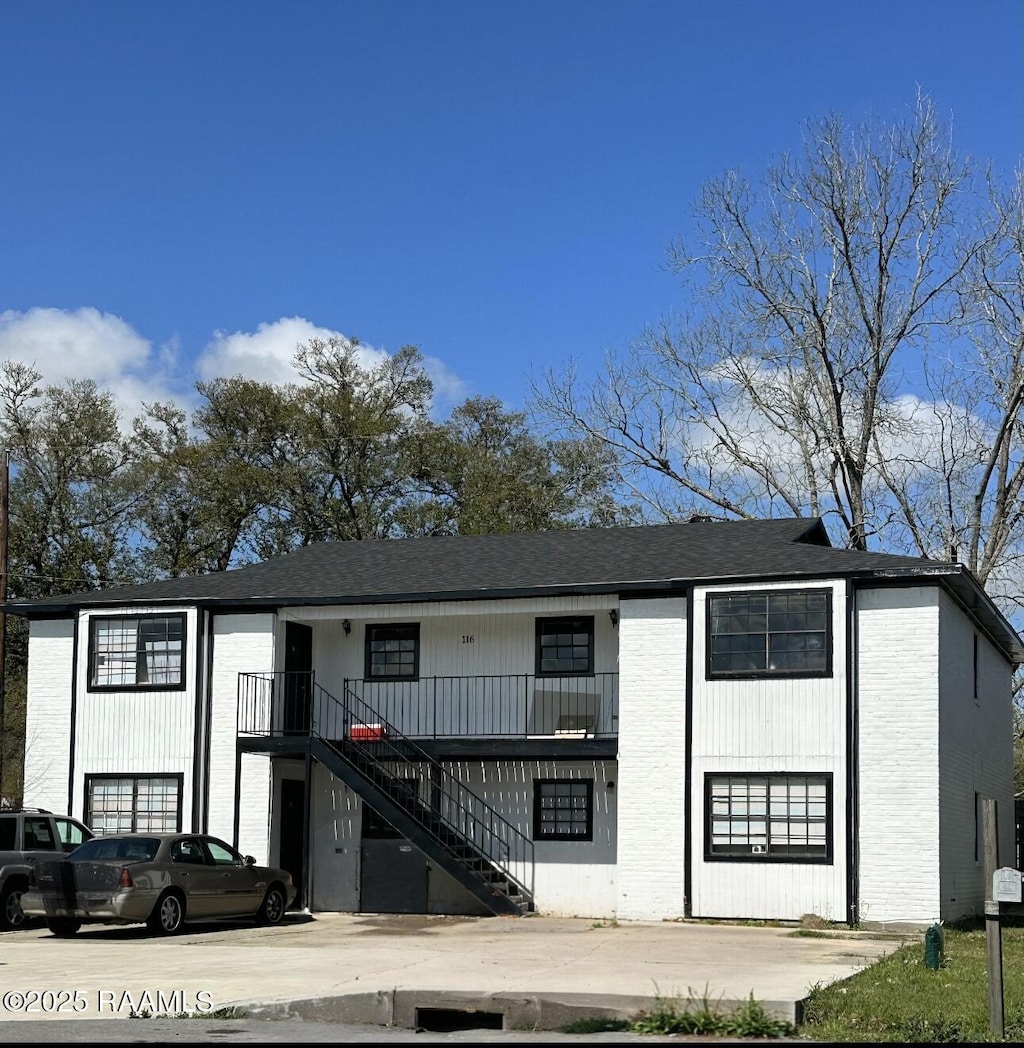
0, 307, 180, 425
197, 316, 467, 412
195, 317, 381, 385
0, 307, 150, 381
0, 310, 470, 428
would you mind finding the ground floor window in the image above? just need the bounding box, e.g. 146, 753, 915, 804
533, 779, 593, 841
85, 774, 183, 834
705, 773, 831, 862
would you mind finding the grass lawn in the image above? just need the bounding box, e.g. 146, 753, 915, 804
800, 924, 1024, 1042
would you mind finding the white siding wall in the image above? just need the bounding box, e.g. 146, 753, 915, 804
937, 590, 1014, 921
690, 581, 848, 922
208, 613, 275, 850
287, 596, 617, 677
438, 759, 616, 917
615, 596, 687, 920
300, 757, 616, 916
280, 596, 619, 738
71, 606, 199, 828
23, 618, 75, 812
857, 586, 940, 925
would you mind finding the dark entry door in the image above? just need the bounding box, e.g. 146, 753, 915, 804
280, 779, 305, 910
283, 622, 313, 733
359, 806, 428, 914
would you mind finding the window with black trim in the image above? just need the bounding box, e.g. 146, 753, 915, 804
706, 773, 831, 861
707, 590, 831, 677
536, 616, 594, 677
533, 779, 593, 841
365, 623, 420, 680
86, 774, 183, 834
89, 614, 186, 690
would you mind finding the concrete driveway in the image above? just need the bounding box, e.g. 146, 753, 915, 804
0, 913, 905, 1031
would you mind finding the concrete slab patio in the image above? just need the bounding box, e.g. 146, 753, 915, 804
0, 912, 907, 1031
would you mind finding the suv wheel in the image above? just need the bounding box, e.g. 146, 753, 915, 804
0, 881, 27, 931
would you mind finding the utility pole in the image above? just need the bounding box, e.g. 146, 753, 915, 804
0, 449, 9, 803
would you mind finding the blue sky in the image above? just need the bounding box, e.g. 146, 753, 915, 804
1, 0, 1021, 422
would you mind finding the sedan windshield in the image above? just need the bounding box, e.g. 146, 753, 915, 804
68, 837, 160, 862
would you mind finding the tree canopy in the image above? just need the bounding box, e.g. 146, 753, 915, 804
533, 94, 1024, 612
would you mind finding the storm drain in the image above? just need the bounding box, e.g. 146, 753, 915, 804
414, 1007, 504, 1032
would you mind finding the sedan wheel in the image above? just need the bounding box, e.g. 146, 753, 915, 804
257, 885, 286, 925
147, 892, 185, 935
0, 883, 27, 931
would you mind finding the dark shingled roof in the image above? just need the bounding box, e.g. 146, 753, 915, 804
9, 516, 1021, 658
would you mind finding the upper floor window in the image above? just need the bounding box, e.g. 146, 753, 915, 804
707, 589, 831, 678
89, 614, 186, 690
365, 623, 420, 681
536, 616, 594, 677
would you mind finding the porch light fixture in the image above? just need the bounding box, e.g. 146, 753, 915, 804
342, 619, 351, 635
608, 609, 618, 628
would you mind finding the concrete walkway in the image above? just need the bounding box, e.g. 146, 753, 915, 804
0, 913, 906, 1031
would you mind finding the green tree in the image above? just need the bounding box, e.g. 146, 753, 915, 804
0, 363, 146, 801
401, 396, 627, 535
279, 337, 435, 545
0, 363, 143, 598
134, 378, 296, 576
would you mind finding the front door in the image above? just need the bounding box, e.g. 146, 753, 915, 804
280, 778, 305, 910
283, 622, 313, 733
359, 805, 428, 914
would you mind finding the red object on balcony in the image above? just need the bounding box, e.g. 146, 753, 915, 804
349, 723, 386, 741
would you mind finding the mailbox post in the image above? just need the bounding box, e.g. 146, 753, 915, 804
982, 798, 1024, 1040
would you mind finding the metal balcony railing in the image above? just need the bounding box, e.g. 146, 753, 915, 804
343, 672, 619, 740
237, 671, 534, 911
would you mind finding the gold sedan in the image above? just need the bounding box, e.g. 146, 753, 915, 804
22, 832, 296, 937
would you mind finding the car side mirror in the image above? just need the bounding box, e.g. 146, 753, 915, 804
244, 855, 256, 866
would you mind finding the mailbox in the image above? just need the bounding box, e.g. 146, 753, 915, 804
993, 867, 1022, 904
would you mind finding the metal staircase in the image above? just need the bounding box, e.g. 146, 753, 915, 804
238, 672, 534, 916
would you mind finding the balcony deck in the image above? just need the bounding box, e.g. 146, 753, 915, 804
237, 671, 619, 760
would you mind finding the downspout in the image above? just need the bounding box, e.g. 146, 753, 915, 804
846, 580, 860, 926
303, 743, 313, 912
683, 585, 694, 917
67, 615, 80, 816
202, 610, 215, 833
191, 608, 206, 832
232, 744, 242, 851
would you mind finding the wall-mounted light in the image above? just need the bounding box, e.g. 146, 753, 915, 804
342, 619, 351, 635
608, 609, 619, 628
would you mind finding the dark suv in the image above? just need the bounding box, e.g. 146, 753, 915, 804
0, 807, 94, 930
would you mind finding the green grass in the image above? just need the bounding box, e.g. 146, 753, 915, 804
801, 925, 1024, 1042
561, 987, 795, 1039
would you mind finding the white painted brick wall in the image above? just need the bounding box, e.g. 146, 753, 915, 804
689, 581, 847, 922
207, 613, 275, 847
615, 596, 688, 920
857, 587, 940, 925
238, 752, 272, 865
937, 589, 1014, 921
23, 619, 75, 813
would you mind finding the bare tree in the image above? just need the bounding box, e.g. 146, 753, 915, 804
534, 94, 995, 551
